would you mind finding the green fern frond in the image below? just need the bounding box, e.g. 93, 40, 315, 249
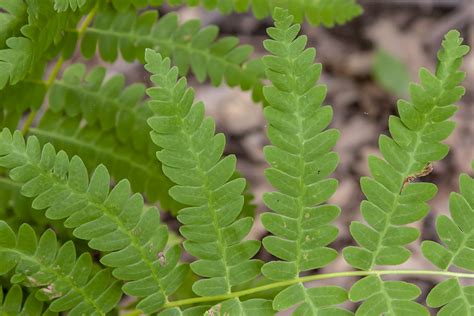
29, 110, 181, 213
0, 0, 27, 47
78, 6, 265, 101
343, 30, 469, 271
0, 129, 188, 313
48, 63, 148, 145
0, 1, 83, 89
0, 284, 52, 315
341, 30, 469, 315
145, 50, 263, 301
257, 8, 346, 314
0, 221, 122, 315
422, 168, 474, 314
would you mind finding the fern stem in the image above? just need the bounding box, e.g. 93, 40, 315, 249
21, 4, 99, 136
162, 270, 474, 308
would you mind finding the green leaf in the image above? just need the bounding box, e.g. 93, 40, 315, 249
427, 278, 461, 308
349, 275, 427, 316
344, 29, 469, 274
145, 49, 259, 299
0, 285, 45, 315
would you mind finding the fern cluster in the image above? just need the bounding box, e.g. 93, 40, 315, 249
0, 0, 472, 315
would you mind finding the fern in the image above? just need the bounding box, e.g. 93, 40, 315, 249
53, 0, 87, 12
341, 30, 470, 314
343, 30, 469, 270
0, 285, 50, 315
145, 50, 273, 313
0, 0, 27, 47
77, 5, 265, 101
257, 8, 346, 314
29, 111, 181, 213
0, 221, 122, 315
1, 2, 473, 315
34, 62, 182, 211
0, 129, 188, 313
422, 165, 474, 314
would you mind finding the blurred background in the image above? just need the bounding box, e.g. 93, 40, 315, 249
63, 0, 473, 312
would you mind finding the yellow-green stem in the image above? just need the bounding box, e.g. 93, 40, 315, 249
21, 4, 99, 136
162, 269, 474, 309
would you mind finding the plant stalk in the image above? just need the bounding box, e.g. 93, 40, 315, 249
162, 269, 474, 308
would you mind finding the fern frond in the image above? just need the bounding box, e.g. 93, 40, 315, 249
342, 30, 469, 315
29, 110, 181, 213
0, 284, 50, 315
48, 63, 148, 145
343, 30, 469, 270
78, 6, 265, 101
0, 221, 122, 315
0, 0, 27, 47
422, 167, 474, 314
257, 8, 346, 315
0, 1, 83, 89
0, 129, 188, 313
145, 50, 264, 304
